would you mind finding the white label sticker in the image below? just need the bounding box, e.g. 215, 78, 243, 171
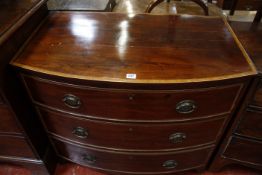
126, 74, 137, 79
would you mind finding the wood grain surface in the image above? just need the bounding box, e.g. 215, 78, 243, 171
230, 22, 262, 74
12, 12, 256, 83
0, 0, 43, 37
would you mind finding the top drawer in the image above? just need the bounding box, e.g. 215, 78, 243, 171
23, 75, 242, 122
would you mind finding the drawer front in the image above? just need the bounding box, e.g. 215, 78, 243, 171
223, 136, 262, 166
0, 106, 22, 134
236, 108, 262, 140
24, 76, 241, 122
0, 135, 36, 159
39, 108, 225, 151
251, 81, 262, 107
236, 0, 262, 10
53, 138, 212, 173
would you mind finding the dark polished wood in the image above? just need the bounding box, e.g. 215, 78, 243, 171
23, 75, 242, 122
53, 138, 213, 174
251, 81, 262, 107
210, 22, 262, 172
223, 136, 262, 166
0, 0, 41, 37
0, 135, 36, 159
229, 22, 262, 74
0, 0, 57, 174
236, 108, 262, 140
38, 107, 226, 151
11, 12, 256, 174
0, 160, 52, 175
0, 106, 22, 134
12, 12, 256, 84
145, 0, 209, 15
209, 79, 262, 172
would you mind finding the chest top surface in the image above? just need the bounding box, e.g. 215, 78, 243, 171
12, 12, 256, 83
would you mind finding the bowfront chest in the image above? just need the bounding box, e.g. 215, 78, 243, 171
11, 12, 257, 174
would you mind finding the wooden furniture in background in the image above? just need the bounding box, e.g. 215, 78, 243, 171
210, 22, 262, 171
217, 0, 262, 22
0, 0, 57, 174
254, 4, 262, 22
145, 0, 209, 15
217, 0, 262, 12
11, 12, 256, 174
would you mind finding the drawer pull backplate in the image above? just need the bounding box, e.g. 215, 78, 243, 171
169, 133, 187, 143
163, 160, 178, 169
72, 127, 88, 139
63, 94, 81, 109
82, 154, 96, 164
176, 100, 196, 114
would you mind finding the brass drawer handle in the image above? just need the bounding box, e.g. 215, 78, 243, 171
163, 160, 177, 169
82, 154, 96, 164
72, 127, 88, 139
169, 133, 186, 143
176, 100, 196, 114
63, 94, 81, 109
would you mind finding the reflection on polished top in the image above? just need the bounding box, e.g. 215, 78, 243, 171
12, 12, 257, 83
0, 0, 41, 37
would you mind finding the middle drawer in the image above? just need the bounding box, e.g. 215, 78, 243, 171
38, 107, 225, 151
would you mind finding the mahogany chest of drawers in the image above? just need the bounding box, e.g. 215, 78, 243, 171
11, 12, 257, 174
0, 0, 56, 174
210, 77, 262, 171
210, 22, 262, 171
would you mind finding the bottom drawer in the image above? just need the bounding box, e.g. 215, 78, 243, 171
223, 136, 262, 166
0, 135, 36, 159
53, 138, 213, 174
